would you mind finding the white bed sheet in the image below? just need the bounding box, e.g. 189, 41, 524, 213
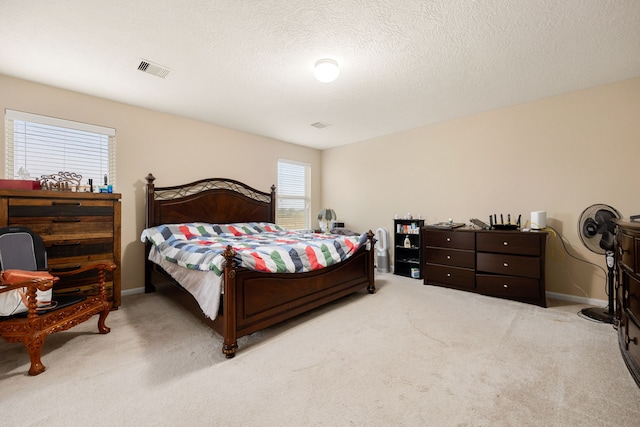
149, 246, 222, 319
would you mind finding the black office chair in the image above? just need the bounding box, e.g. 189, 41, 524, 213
0, 226, 116, 375
0, 226, 47, 271
0, 226, 88, 316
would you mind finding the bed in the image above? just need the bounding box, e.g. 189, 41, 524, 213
142, 173, 376, 358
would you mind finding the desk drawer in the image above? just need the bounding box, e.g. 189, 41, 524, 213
476, 252, 540, 278
477, 232, 541, 256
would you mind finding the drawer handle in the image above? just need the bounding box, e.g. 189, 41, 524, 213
50, 265, 82, 273
446, 255, 451, 260
503, 262, 509, 267
52, 201, 82, 206
626, 335, 638, 346
503, 241, 508, 246
52, 242, 82, 246
446, 237, 451, 242
53, 218, 82, 223
503, 284, 509, 288
447, 273, 451, 277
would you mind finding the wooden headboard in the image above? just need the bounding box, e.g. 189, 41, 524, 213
145, 173, 276, 228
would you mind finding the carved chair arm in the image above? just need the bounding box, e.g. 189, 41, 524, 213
0, 270, 58, 293
0, 271, 59, 318
0, 278, 57, 294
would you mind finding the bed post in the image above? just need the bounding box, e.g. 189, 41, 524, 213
270, 185, 276, 222
144, 173, 156, 293
367, 230, 376, 294
222, 245, 238, 358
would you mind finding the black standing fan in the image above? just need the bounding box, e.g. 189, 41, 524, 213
577, 204, 621, 323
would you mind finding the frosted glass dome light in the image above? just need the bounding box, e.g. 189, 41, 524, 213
314, 59, 340, 83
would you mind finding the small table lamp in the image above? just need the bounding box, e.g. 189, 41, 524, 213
317, 208, 337, 233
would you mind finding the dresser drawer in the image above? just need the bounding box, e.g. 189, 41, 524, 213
425, 247, 475, 269
628, 271, 640, 325
424, 264, 475, 290
8, 197, 115, 217
476, 252, 541, 278
618, 232, 638, 274
424, 230, 474, 250
8, 200, 114, 241
476, 274, 541, 300
626, 320, 640, 368
54, 269, 115, 290
46, 238, 114, 260
476, 232, 541, 256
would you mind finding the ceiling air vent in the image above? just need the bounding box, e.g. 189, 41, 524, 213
137, 60, 170, 78
310, 122, 330, 129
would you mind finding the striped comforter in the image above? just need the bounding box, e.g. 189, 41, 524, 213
141, 222, 367, 276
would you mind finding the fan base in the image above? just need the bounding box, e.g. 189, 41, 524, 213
580, 307, 614, 324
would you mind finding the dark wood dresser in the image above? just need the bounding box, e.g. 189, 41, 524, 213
423, 227, 547, 307
0, 189, 121, 308
614, 219, 640, 386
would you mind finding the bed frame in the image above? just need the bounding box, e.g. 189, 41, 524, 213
144, 173, 376, 358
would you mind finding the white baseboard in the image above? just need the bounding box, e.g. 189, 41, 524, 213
121, 287, 145, 297
545, 291, 607, 307
121, 283, 607, 308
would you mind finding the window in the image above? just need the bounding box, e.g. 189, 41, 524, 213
277, 159, 310, 230
5, 109, 116, 188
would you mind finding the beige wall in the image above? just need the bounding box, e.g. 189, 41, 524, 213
2, 73, 639, 301
0, 74, 321, 293
321, 76, 640, 301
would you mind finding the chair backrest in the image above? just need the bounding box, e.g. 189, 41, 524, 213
0, 226, 47, 271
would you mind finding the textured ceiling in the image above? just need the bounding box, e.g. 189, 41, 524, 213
1, 1, 639, 150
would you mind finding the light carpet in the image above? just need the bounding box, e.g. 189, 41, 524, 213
1, 273, 639, 426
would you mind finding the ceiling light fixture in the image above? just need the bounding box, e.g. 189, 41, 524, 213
314, 59, 340, 83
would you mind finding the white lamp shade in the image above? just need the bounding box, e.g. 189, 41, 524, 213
317, 208, 337, 233
317, 208, 337, 221
314, 59, 340, 83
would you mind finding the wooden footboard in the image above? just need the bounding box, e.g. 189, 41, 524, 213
218, 232, 376, 357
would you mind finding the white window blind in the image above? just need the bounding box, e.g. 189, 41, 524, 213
5, 109, 116, 188
277, 159, 310, 230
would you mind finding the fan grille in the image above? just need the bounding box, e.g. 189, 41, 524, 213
577, 204, 621, 254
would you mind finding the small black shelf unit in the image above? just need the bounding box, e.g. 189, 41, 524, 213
394, 219, 424, 278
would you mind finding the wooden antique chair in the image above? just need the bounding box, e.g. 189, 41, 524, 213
0, 226, 116, 375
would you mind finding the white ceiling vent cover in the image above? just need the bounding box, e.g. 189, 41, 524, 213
311, 122, 330, 129
137, 60, 170, 78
